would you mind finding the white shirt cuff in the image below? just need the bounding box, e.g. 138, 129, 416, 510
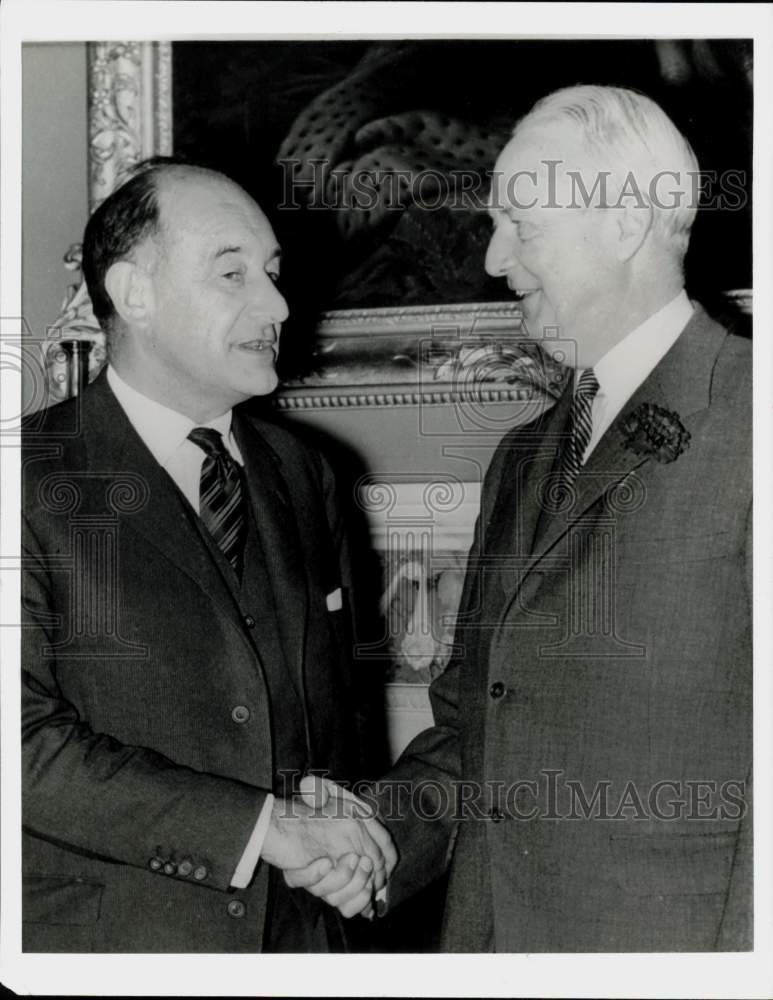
230, 793, 275, 889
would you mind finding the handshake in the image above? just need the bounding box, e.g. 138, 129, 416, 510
261, 775, 397, 919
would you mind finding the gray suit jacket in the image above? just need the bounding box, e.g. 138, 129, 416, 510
378, 305, 752, 952
22, 374, 360, 951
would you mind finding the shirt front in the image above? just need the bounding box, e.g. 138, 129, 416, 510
580, 290, 694, 463
106, 365, 244, 511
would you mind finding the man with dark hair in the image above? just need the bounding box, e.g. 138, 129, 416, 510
22, 159, 395, 952
80, 157, 170, 335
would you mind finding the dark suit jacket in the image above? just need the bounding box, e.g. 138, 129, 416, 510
21, 373, 360, 952
378, 304, 752, 952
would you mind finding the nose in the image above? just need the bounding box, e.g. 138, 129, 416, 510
485, 224, 516, 278
252, 277, 289, 326
272, 286, 290, 325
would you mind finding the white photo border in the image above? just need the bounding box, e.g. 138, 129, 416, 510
2, 3, 771, 997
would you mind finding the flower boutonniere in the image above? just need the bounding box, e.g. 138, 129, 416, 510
619, 403, 691, 463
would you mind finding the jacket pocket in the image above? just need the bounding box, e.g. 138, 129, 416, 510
608, 830, 738, 897
23, 875, 105, 925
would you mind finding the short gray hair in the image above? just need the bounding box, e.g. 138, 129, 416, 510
515, 85, 699, 256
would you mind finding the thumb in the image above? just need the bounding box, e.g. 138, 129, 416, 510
299, 773, 330, 810
283, 856, 334, 889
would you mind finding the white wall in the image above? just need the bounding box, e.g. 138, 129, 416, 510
22, 42, 89, 411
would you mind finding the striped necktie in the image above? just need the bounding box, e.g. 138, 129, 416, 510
188, 427, 246, 577
559, 368, 600, 492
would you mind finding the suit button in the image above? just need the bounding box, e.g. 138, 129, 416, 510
243, 615, 256, 629
227, 899, 246, 919
489, 682, 506, 699
231, 705, 251, 724
149, 857, 163, 871
193, 865, 208, 881
178, 859, 193, 877
163, 862, 177, 876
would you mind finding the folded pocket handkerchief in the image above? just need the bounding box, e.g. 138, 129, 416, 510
326, 587, 342, 612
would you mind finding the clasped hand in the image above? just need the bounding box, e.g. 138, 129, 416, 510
261, 775, 395, 919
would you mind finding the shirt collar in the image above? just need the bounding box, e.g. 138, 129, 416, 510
579, 290, 694, 399
106, 365, 234, 468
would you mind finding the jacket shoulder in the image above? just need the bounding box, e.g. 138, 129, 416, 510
22, 395, 82, 439
21, 396, 91, 487
21, 378, 114, 457
713, 329, 751, 384
706, 330, 751, 432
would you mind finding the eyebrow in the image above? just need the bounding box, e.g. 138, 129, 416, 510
214, 245, 242, 259
212, 245, 282, 263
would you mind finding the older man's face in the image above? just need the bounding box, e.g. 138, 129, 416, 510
486, 128, 626, 369
137, 171, 289, 420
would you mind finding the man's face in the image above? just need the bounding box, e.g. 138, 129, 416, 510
486, 128, 625, 368
137, 171, 289, 418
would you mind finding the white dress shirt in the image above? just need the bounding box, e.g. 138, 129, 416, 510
106, 365, 244, 506
106, 365, 272, 889
580, 290, 694, 463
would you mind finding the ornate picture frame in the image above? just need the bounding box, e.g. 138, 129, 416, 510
43, 40, 558, 410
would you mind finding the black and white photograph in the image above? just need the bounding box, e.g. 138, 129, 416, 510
1, 2, 771, 997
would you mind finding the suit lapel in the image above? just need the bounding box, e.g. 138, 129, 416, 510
82, 374, 246, 629
485, 386, 571, 587
507, 304, 727, 601
233, 413, 308, 699
528, 380, 659, 565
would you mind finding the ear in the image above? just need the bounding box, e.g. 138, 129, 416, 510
104, 260, 154, 329
613, 199, 653, 262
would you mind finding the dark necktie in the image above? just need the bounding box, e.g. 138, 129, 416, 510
188, 427, 246, 577
559, 368, 600, 492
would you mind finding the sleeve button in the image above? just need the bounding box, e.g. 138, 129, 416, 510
227, 899, 246, 918
231, 705, 251, 724
193, 865, 208, 881
163, 861, 177, 876
149, 857, 163, 871
177, 859, 193, 877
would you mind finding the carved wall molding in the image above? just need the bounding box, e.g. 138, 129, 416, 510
315, 301, 530, 336
275, 385, 535, 409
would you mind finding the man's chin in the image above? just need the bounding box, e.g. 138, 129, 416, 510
247, 370, 279, 398
225, 367, 278, 403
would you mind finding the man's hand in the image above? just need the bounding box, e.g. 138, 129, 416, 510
281, 777, 394, 918
261, 776, 396, 897
285, 852, 379, 919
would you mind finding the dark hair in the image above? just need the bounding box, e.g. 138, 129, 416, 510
82, 156, 192, 334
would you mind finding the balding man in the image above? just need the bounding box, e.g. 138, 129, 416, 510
22, 159, 394, 953
293, 85, 752, 952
